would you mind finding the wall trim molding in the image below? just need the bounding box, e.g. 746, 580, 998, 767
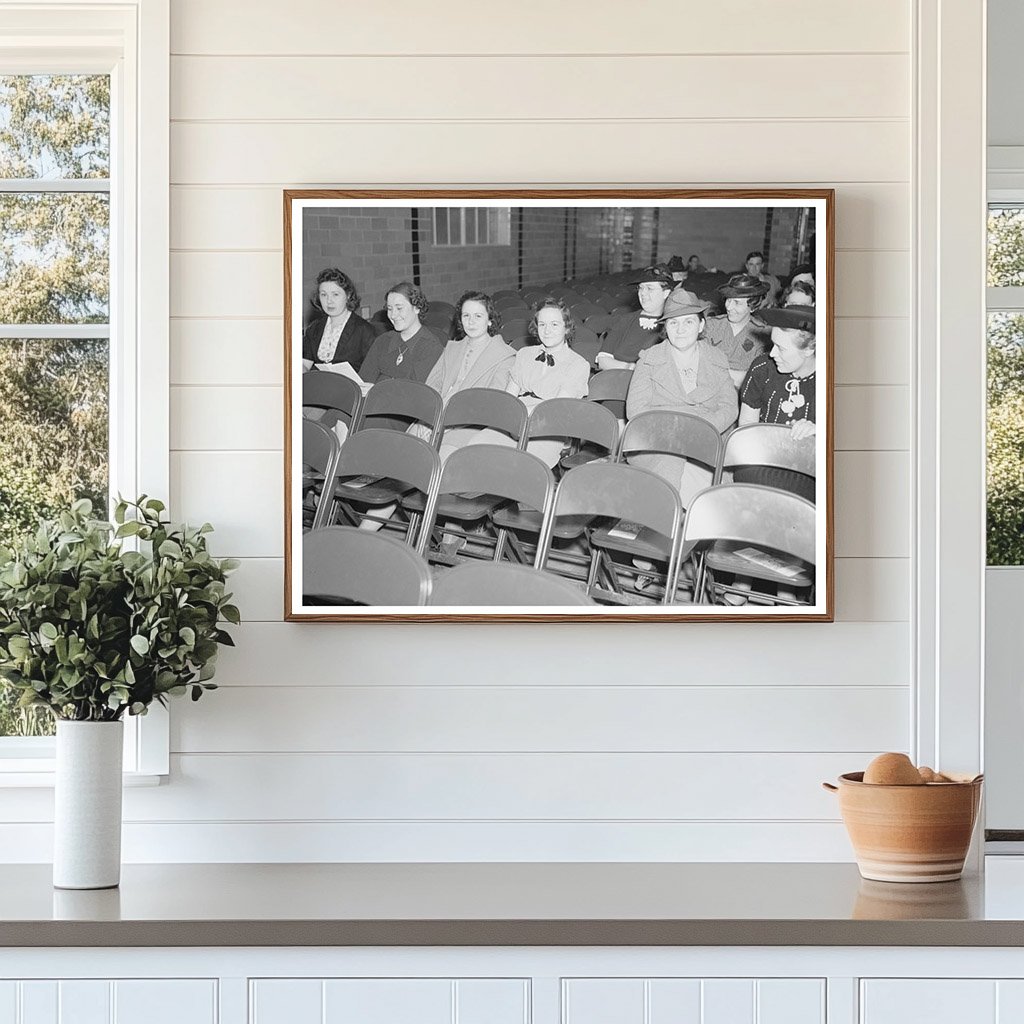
913, 0, 987, 799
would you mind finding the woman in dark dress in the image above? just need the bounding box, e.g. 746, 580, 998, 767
302, 268, 376, 373
360, 282, 444, 385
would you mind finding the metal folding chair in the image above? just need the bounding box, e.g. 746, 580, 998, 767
429, 561, 594, 606
302, 526, 432, 606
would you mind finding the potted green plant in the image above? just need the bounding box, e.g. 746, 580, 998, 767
0, 497, 239, 889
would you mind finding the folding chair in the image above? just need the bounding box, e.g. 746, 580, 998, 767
722, 422, 816, 502
417, 444, 556, 564
501, 318, 529, 343
302, 526, 432, 606
617, 409, 724, 481
429, 561, 595, 606
315, 428, 440, 548
584, 312, 613, 337
353, 378, 443, 441
301, 419, 340, 531
421, 309, 455, 340
302, 370, 363, 434
491, 398, 620, 561
559, 369, 631, 469
571, 325, 601, 370
399, 387, 530, 535
682, 483, 816, 606
537, 462, 684, 606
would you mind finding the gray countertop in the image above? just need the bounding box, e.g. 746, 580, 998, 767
6, 861, 1024, 947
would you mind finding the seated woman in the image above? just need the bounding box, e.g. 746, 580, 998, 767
502, 297, 590, 467
360, 282, 444, 386
780, 279, 815, 308
703, 273, 770, 385
737, 304, 817, 502
302, 268, 376, 373
625, 287, 738, 504
424, 290, 516, 460
595, 265, 674, 371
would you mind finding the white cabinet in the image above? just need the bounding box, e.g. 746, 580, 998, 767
562, 978, 825, 1024
860, 980, 1024, 1024
249, 978, 529, 1024
0, 980, 216, 1024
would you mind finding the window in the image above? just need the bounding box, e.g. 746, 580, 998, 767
0, 75, 111, 740
432, 207, 511, 247
986, 205, 1024, 565
0, 3, 169, 778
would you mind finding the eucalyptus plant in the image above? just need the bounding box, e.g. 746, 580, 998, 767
0, 497, 239, 721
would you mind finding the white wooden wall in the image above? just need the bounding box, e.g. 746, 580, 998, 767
125, 0, 915, 861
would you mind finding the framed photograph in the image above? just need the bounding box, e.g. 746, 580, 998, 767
285, 189, 833, 622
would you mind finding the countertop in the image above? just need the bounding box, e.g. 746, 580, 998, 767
7, 861, 1024, 947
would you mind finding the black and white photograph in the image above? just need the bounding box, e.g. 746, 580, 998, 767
285, 191, 833, 620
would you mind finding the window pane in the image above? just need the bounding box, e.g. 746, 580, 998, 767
0, 75, 110, 179
988, 206, 1024, 288
464, 208, 477, 245
987, 312, 1024, 565
0, 192, 109, 323
433, 208, 448, 245
448, 208, 461, 245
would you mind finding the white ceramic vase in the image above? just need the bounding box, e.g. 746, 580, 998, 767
53, 719, 124, 890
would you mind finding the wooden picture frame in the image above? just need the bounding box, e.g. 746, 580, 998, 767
285, 189, 834, 622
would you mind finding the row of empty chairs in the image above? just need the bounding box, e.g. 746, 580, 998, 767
302, 412, 816, 606
302, 464, 815, 608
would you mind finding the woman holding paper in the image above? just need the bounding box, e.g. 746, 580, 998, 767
360, 282, 444, 385
302, 268, 377, 373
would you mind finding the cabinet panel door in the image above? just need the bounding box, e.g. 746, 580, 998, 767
0, 983, 17, 1024
58, 982, 110, 1024
861, 980, 996, 1024
113, 981, 217, 1024
564, 979, 825, 1024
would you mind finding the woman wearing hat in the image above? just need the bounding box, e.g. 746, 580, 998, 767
737, 304, 817, 501
595, 265, 674, 371
704, 273, 770, 385
625, 287, 738, 503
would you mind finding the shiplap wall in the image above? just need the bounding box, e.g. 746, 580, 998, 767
138, 0, 914, 862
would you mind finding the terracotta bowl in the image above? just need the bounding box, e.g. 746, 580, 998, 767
823, 771, 983, 883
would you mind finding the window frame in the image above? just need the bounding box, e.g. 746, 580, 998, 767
432, 206, 511, 247
0, 0, 169, 782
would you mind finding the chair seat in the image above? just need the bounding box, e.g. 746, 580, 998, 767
491, 504, 594, 539
402, 490, 503, 521
332, 474, 412, 506
704, 540, 813, 587
590, 520, 673, 561
559, 449, 611, 471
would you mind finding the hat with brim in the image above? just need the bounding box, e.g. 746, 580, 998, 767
757, 305, 816, 332
636, 265, 675, 288
719, 273, 769, 299
657, 287, 710, 321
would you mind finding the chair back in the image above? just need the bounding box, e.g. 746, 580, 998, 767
429, 561, 595, 606
420, 444, 556, 558
302, 418, 340, 480
584, 312, 613, 336
683, 483, 816, 565
354, 378, 443, 440
439, 387, 529, 447
302, 370, 363, 427
421, 310, 455, 340
501, 318, 529, 343
538, 463, 683, 594
619, 409, 724, 478
302, 526, 432, 606
571, 325, 601, 369
428, 300, 456, 319
722, 423, 816, 478
527, 398, 620, 453
586, 368, 633, 419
